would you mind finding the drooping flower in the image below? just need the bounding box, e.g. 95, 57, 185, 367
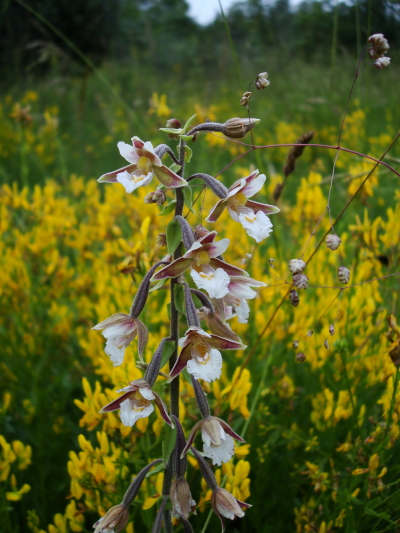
100, 378, 173, 428
152, 231, 247, 298
93, 504, 129, 533
183, 416, 245, 466
170, 479, 197, 520
211, 487, 251, 531
169, 326, 245, 382
223, 275, 267, 324
98, 137, 187, 192
206, 170, 279, 243
92, 313, 148, 365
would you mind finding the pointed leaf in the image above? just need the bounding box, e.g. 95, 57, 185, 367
173, 284, 185, 315
182, 368, 192, 384
162, 423, 177, 465
149, 278, 167, 293
166, 218, 182, 255
160, 340, 176, 368
183, 114, 197, 132
183, 186, 195, 214
159, 127, 183, 134
169, 163, 181, 174
179, 134, 194, 141
183, 145, 193, 163
158, 199, 177, 216
145, 462, 165, 478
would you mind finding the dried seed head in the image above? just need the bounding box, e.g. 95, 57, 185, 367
338, 266, 350, 285
289, 289, 300, 307
240, 92, 252, 106
283, 131, 315, 180
374, 57, 391, 69
255, 72, 270, 90
156, 233, 167, 247
296, 352, 306, 363
329, 324, 335, 336
293, 340, 299, 349
324, 339, 330, 350
288, 259, 306, 274
306, 330, 314, 337
293, 273, 309, 290
325, 234, 341, 251
269, 258, 275, 268
222, 117, 260, 139
144, 189, 166, 206
368, 34, 389, 59
93, 504, 129, 533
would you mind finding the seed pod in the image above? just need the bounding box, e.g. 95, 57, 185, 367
293, 273, 309, 290
289, 289, 300, 307
240, 92, 252, 106
255, 72, 270, 90
296, 352, 306, 363
288, 259, 306, 274
325, 234, 341, 251
293, 340, 299, 349
329, 324, 335, 336
306, 330, 314, 337
324, 339, 330, 350
338, 266, 350, 285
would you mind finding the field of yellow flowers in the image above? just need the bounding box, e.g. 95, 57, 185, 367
1, 61, 400, 533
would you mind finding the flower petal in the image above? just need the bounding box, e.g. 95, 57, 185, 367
186, 348, 223, 383
206, 199, 228, 223
117, 170, 153, 193
152, 257, 194, 280
98, 164, 137, 183
241, 172, 265, 197
169, 344, 192, 379
153, 392, 173, 426
190, 269, 230, 299
118, 141, 140, 164
119, 398, 154, 427
245, 199, 280, 215
203, 434, 235, 466
239, 211, 273, 243
209, 258, 249, 277
153, 165, 188, 188
134, 318, 149, 358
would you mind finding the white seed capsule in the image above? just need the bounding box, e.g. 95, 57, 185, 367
338, 266, 350, 285
329, 324, 335, 336
306, 330, 314, 337
296, 352, 306, 363
288, 259, 306, 274
293, 340, 299, 349
324, 339, 330, 349
293, 273, 309, 290
325, 234, 341, 251
289, 289, 300, 307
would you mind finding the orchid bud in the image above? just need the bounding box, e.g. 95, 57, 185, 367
326, 234, 341, 251
255, 72, 270, 90
289, 289, 300, 307
338, 266, 350, 285
93, 504, 129, 533
144, 189, 166, 206
329, 324, 335, 336
193, 225, 211, 240
122, 459, 163, 507
374, 57, 391, 69
170, 479, 196, 520
211, 487, 251, 530
295, 352, 306, 363
156, 233, 167, 246
288, 259, 306, 274
222, 117, 260, 139
293, 273, 309, 290
240, 92, 252, 106
166, 118, 182, 139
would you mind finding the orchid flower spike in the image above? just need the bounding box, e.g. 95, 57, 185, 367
169, 326, 245, 383
100, 378, 173, 428
98, 136, 187, 192
206, 170, 279, 243
152, 231, 248, 299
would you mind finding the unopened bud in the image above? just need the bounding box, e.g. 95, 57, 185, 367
193, 225, 210, 240
326, 234, 341, 251
368, 34, 389, 58
255, 72, 270, 90
296, 352, 306, 363
289, 289, 300, 307
374, 57, 391, 69
324, 339, 330, 350
170, 479, 196, 520
306, 330, 314, 337
293, 273, 309, 290
156, 233, 167, 246
240, 92, 252, 106
293, 340, 299, 349
223, 117, 260, 139
93, 504, 129, 533
338, 266, 350, 285
144, 189, 166, 206
166, 118, 182, 139
288, 259, 306, 274
329, 324, 335, 336
211, 487, 250, 522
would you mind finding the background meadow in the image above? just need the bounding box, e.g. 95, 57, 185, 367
1, 1, 400, 532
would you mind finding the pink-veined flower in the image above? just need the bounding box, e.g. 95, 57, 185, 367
92, 313, 148, 365
100, 378, 173, 428
152, 231, 247, 298
169, 326, 245, 383
206, 170, 279, 242
224, 275, 266, 323
98, 137, 187, 192
211, 488, 251, 531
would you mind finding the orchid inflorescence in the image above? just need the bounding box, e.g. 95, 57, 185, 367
91, 36, 393, 532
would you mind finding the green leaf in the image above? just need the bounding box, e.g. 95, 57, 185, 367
183, 145, 193, 163
181, 368, 193, 385
169, 163, 181, 174
166, 219, 182, 255
159, 127, 183, 134
149, 278, 167, 293
145, 462, 165, 478
160, 340, 176, 368
183, 114, 197, 133
162, 423, 177, 465
173, 284, 185, 315
179, 134, 194, 142
158, 199, 176, 216
182, 186, 195, 214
